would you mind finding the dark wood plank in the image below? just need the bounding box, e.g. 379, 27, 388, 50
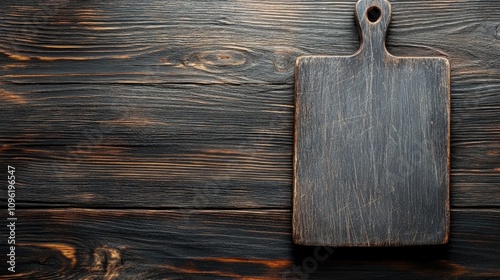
3, 141, 498, 210
0, 82, 497, 209
0, 209, 498, 279
4, 146, 293, 209
0, 84, 294, 147
0, 84, 294, 209
293, 0, 450, 246
0, 84, 497, 209
0, 0, 498, 85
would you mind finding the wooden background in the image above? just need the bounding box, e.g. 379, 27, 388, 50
0, 0, 498, 279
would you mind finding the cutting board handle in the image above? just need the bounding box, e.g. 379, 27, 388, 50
355, 0, 392, 57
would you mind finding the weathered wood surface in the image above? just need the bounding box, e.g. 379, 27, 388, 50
0, 83, 497, 209
0, 209, 498, 279
0, 0, 498, 208
0, 0, 499, 278
0, 0, 498, 84
294, 0, 450, 246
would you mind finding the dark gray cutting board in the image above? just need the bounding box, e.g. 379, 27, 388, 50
293, 0, 450, 246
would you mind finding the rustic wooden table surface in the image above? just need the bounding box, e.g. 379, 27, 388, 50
0, 0, 498, 279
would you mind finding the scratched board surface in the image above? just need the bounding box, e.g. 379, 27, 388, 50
0, 0, 499, 279
293, 0, 450, 247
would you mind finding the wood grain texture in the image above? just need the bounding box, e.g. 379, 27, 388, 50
0, 0, 498, 207
0, 0, 498, 278
0, 84, 294, 209
0, 83, 497, 209
0, 0, 498, 84
0, 209, 498, 279
293, 0, 450, 246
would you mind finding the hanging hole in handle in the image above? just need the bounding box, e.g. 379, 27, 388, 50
367, 6, 381, 23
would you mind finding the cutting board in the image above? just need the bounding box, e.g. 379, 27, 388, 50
293, 0, 450, 246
